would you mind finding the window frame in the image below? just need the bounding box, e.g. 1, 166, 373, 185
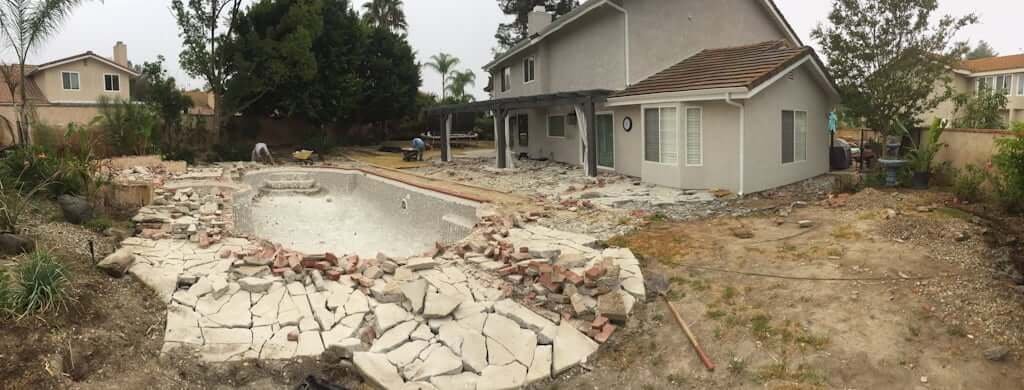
546, 114, 566, 138
501, 67, 511, 92
523, 56, 536, 84
103, 73, 121, 92
781, 109, 808, 165
684, 106, 703, 167
61, 71, 81, 91
1017, 73, 1024, 96
595, 111, 615, 169
641, 103, 681, 166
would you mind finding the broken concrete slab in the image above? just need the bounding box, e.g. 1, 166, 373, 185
238, 277, 274, 293
375, 303, 413, 334
387, 339, 430, 368
526, 344, 552, 384
401, 279, 428, 314
409, 345, 463, 381
371, 320, 419, 353
478, 362, 528, 390
260, 326, 298, 360
354, 352, 406, 390
423, 292, 461, 319
296, 331, 325, 357
483, 313, 536, 367
429, 372, 481, 390
486, 337, 515, 366
552, 321, 599, 375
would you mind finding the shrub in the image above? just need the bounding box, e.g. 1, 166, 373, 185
953, 87, 1008, 129
84, 216, 113, 232
952, 164, 988, 202
905, 119, 945, 173
3, 251, 70, 317
991, 128, 1024, 212
0, 145, 96, 197
95, 96, 159, 156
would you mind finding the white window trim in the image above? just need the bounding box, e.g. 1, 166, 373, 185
782, 109, 808, 166
596, 111, 615, 170
641, 103, 681, 167
523, 56, 536, 85
501, 67, 511, 92
546, 114, 566, 138
103, 73, 121, 92
61, 71, 81, 91
684, 105, 703, 167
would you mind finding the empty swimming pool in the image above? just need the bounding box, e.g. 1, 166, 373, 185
232, 168, 478, 258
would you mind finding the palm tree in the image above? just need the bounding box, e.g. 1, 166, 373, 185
446, 69, 476, 103
362, 0, 407, 33
0, 0, 92, 144
423, 53, 459, 101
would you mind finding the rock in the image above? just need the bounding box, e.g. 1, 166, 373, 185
529, 247, 561, 260
478, 362, 528, 390
430, 372, 480, 390
354, 352, 406, 390
423, 292, 461, 318
375, 303, 413, 334
570, 293, 596, 316
371, 320, 419, 353
0, 233, 34, 255
57, 195, 93, 224
410, 345, 463, 381
984, 346, 1010, 361
97, 248, 135, 277
552, 320, 599, 375
483, 314, 536, 366
364, 266, 384, 279
237, 277, 274, 293
732, 228, 754, 239
526, 345, 552, 384
597, 290, 629, 323
406, 257, 438, 271
798, 220, 815, 228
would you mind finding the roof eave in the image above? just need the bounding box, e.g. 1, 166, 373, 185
29, 52, 141, 78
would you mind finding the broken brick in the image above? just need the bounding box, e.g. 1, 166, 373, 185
563, 270, 584, 286
585, 264, 607, 280
271, 267, 290, 276
595, 323, 616, 343
287, 330, 299, 342
325, 252, 339, 266
325, 269, 342, 281
592, 315, 609, 329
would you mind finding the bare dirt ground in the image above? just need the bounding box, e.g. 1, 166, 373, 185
539, 188, 1024, 390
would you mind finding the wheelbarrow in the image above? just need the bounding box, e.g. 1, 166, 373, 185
292, 150, 318, 165
401, 148, 420, 162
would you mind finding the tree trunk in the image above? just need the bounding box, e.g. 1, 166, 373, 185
212, 93, 223, 145
17, 63, 29, 145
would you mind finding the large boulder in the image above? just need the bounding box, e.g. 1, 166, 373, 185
97, 248, 135, 277
0, 233, 34, 255
57, 195, 94, 225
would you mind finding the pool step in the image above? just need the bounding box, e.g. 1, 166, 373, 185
260, 173, 322, 195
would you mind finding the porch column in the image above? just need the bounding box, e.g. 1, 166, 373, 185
441, 113, 453, 162
494, 109, 507, 169
584, 99, 598, 177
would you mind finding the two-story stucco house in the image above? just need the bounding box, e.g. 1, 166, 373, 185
0, 41, 140, 145
924, 54, 1024, 126
430, 0, 840, 195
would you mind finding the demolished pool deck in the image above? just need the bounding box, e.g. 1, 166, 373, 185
119, 165, 646, 389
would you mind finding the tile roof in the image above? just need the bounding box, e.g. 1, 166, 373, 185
0, 65, 48, 104
611, 40, 811, 98
958, 54, 1024, 73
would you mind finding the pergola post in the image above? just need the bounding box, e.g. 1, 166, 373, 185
441, 113, 453, 162
584, 98, 598, 177
494, 109, 507, 169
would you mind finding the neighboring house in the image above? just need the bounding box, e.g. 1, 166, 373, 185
185, 89, 216, 118
924, 54, 1024, 126
0, 41, 140, 145
432, 0, 839, 195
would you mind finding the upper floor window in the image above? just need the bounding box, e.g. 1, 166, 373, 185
976, 74, 1012, 95
104, 74, 121, 92
1018, 73, 1024, 96
61, 71, 80, 91
523, 56, 535, 83
501, 67, 511, 92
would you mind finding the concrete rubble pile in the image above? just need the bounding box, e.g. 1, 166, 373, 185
116, 165, 645, 390
132, 186, 233, 248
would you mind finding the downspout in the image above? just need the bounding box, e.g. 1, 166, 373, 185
725, 93, 745, 196
604, 1, 630, 86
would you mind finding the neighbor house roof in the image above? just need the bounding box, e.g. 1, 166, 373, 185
29, 51, 140, 77
484, 0, 803, 71
611, 40, 823, 98
0, 66, 48, 104
957, 54, 1024, 74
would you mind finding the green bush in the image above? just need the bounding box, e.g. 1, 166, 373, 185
952, 164, 988, 202
0, 145, 95, 197
84, 216, 113, 233
95, 96, 159, 156
991, 128, 1024, 213
2, 251, 70, 317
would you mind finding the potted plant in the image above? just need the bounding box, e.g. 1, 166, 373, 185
904, 119, 946, 189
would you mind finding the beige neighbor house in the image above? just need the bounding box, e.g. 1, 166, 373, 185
429, 0, 840, 195
924, 54, 1024, 126
0, 41, 140, 145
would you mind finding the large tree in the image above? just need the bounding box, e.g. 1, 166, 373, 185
361, 0, 406, 33
132, 56, 194, 154
0, 0, 91, 144
423, 53, 458, 101
965, 40, 998, 60
812, 0, 976, 135
172, 0, 244, 135
495, 0, 577, 50
446, 69, 476, 103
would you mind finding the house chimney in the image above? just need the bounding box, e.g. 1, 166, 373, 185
527, 6, 552, 36
113, 41, 128, 67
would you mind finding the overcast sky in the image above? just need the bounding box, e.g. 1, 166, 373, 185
23, 0, 1024, 100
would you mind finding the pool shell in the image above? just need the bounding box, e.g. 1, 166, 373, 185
232, 168, 480, 258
